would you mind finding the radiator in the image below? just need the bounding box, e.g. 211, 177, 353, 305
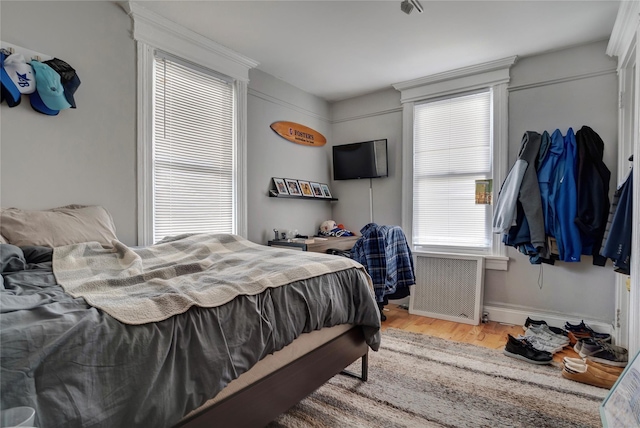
409, 253, 485, 325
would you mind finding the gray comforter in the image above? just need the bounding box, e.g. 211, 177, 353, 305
0, 243, 381, 428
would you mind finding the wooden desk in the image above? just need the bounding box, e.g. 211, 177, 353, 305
268, 236, 359, 254
307, 236, 359, 253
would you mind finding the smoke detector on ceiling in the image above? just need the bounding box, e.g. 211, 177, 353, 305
401, 0, 424, 15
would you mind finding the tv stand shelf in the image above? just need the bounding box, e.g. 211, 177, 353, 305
268, 190, 337, 201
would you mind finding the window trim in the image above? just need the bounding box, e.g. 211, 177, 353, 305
125, 2, 258, 245
393, 57, 517, 269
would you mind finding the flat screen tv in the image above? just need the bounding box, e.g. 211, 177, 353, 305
332, 139, 388, 180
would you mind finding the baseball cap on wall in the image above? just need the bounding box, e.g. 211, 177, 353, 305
44, 57, 80, 108
30, 60, 71, 111
30, 89, 59, 115
1, 52, 22, 107
3, 54, 36, 94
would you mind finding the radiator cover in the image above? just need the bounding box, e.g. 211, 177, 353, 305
409, 253, 485, 325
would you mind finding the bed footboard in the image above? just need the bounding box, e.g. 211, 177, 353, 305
176, 326, 368, 428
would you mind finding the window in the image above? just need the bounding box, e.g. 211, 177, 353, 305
394, 56, 514, 265
413, 90, 492, 251
127, 2, 256, 246
152, 54, 235, 243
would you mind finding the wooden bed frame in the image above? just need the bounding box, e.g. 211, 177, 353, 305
176, 326, 369, 428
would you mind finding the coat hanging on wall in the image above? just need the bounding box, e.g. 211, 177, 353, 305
495, 126, 613, 267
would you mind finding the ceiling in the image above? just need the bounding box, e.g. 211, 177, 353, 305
137, 1, 621, 103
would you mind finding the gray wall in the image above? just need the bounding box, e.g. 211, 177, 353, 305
330, 88, 403, 232
330, 41, 619, 324
488, 41, 618, 323
247, 70, 334, 244
0, 1, 334, 248
0, 1, 137, 245
0, 2, 620, 324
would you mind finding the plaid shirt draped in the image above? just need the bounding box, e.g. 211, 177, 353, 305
350, 223, 415, 302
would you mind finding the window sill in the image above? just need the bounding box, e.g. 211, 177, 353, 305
485, 255, 509, 271
413, 249, 508, 271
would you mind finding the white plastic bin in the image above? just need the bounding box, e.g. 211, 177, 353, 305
0, 407, 35, 427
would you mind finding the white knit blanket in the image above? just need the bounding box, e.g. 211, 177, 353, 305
53, 233, 368, 325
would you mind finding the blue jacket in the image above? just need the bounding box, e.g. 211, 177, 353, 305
601, 169, 633, 275
551, 128, 582, 262
539, 129, 564, 237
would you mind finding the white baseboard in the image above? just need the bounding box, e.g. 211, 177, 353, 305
483, 305, 615, 336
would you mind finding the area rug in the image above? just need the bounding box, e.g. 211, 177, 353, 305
268, 328, 608, 428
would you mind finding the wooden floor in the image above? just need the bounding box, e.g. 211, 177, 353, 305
381, 304, 579, 363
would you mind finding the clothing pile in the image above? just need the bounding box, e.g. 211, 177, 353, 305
493, 126, 632, 271
503, 317, 628, 389
350, 223, 415, 321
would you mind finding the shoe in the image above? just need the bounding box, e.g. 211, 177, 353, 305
503, 334, 553, 365
547, 325, 569, 337
564, 320, 611, 343
523, 317, 548, 331
573, 338, 587, 354
561, 364, 619, 389
522, 317, 569, 336
525, 325, 570, 347
517, 335, 564, 354
579, 339, 628, 367
563, 357, 624, 376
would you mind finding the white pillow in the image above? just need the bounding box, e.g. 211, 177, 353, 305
0, 205, 118, 248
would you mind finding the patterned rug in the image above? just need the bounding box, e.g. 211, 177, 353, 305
269, 328, 608, 428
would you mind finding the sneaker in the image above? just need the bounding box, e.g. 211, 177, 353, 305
563, 357, 624, 376
564, 320, 612, 343
522, 317, 569, 336
561, 364, 619, 389
517, 335, 564, 354
579, 339, 628, 367
523, 317, 548, 330
525, 325, 570, 347
573, 338, 589, 354
503, 334, 553, 365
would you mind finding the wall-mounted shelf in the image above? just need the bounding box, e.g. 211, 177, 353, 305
268, 190, 337, 201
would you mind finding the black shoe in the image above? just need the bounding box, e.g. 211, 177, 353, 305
523, 317, 547, 329
564, 320, 611, 343
524, 317, 568, 336
503, 334, 553, 365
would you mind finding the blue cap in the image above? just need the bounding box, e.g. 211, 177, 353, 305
1, 52, 22, 107
30, 60, 71, 111
30, 89, 59, 115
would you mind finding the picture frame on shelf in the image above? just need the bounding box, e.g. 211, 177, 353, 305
320, 183, 332, 199
298, 180, 314, 197
310, 182, 324, 198
273, 177, 288, 195
285, 178, 302, 196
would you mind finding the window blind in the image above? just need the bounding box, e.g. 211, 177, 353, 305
413, 90, 492, 249
153, 54, 234, 243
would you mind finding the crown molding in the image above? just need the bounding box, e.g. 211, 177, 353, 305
606, 1, 640, 61
120, 1, 258, 81
392, 56, 518, 103
248, 88, 331, 123
392, 56, 518, 91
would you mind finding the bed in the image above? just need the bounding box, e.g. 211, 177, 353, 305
0, 206, 381, 428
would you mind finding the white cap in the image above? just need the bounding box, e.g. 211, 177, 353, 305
3, 54, 36, 94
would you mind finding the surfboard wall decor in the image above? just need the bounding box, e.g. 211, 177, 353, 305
270, 121, 327, 147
